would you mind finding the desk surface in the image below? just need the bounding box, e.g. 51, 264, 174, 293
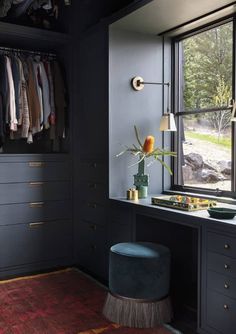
110, 196, 236, 228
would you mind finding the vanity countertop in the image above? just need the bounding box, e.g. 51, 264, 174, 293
110, 195, 236, 228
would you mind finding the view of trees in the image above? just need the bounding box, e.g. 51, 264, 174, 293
181, 22, 233, 140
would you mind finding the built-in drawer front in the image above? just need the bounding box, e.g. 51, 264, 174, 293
0, 200, 71, 226
0, 220, 73, 268
77, 221, 108, 278
79, 161, 107, 181
208, 270, 236, 299
0, 181, 70, 205
207, 290, 236, 334
207, 232, 236, 258
0, 161, 70, 183
208, 252, 236, 277
79, 200, 107, 226
77, 220, 107, 249
78, 181, 107, 204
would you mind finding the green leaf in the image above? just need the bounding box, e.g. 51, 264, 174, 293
154, 156, 173, 175
134, 125, 143, 149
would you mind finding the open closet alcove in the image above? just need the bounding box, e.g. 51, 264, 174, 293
0, 2, 75, 279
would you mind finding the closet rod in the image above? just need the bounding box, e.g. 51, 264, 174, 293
0, 46, 56, 58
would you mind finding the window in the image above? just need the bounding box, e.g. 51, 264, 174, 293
173, 21, 234, 196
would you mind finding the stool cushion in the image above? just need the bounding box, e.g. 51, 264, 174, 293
109, 242, 170, 300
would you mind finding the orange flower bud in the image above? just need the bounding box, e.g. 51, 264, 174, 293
143, 136, 155, 154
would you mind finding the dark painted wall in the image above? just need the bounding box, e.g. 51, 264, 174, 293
109, 28, 165, 197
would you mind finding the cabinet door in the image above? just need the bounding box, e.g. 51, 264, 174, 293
0, 220, 73, 268
76, 27, 108, 160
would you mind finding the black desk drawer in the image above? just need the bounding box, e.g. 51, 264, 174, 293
79, 200, 107, 226
76, 221, 108, 278
0, 161, 70, 183
77, 220, 107, 246
207, 232, 236, 258
78, 161, 107, 181
207, 290, 236, 334
0, 200, 71, 226
77, 181, 107, 204
208, 252, 236, 277
0, 220, 73, 268
0, 181, 70, 204
208, 270, 236, 299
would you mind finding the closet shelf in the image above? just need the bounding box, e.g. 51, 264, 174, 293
0, 21, 71, 49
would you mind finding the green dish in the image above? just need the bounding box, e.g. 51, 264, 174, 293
207, 207, 236, 219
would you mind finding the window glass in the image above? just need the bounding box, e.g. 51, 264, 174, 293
181, 112, 231, 191
180, 22, 232, 111
175, 21, 233, 193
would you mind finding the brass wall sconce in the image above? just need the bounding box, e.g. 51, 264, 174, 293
131, 76, 177, 132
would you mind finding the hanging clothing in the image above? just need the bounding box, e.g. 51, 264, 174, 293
52, 60, 66, 138
26, 58, 41, 134
39, 61, 51, 128
0, 0, 12, 17
0, 55, 10, 146
0, 50, 68, 148
44, 60, 55, 139
18, 58, 30, 138
11, 56, 21, 121
32, 58, 44, 128
5, 56, 17, 132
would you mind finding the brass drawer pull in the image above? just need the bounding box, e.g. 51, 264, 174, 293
29, 202, 44, 208
89, 224, 97, 230
88, 202, 97, 209
224, 244, 230, 250
88, 183, 97, 189
29, 222, 46, 228
224, 283, 230, 289
224, 264, 230, 270
223, 304, 229, 310
29, 161, 45, 168
29, 182, 44, 186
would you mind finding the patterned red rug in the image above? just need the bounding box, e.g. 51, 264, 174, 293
0, 268, 180, 334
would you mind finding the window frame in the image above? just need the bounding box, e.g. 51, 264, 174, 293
171, 16, 236, 198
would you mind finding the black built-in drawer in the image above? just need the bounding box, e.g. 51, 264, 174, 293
208, 251, 236, 277
0, 200, 71, 226
0, 161, 70, 183
207, 232, 236, 258
208, 270, 236, 299
79, 200, 107, 226
76, 220, 108, 279
207, 290, 236, 334
78, 161, 107, 181
77, 181, 107, 204
0, 181, 70, 204
0, 220, 73, 268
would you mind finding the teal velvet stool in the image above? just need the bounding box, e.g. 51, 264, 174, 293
103, 242, 172, 328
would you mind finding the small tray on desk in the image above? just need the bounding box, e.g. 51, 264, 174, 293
151, 195, 217, 211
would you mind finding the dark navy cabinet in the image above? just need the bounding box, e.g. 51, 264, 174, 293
73, 24, 110, 280
0, 154, 73, 278
201, 224, 236, 334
